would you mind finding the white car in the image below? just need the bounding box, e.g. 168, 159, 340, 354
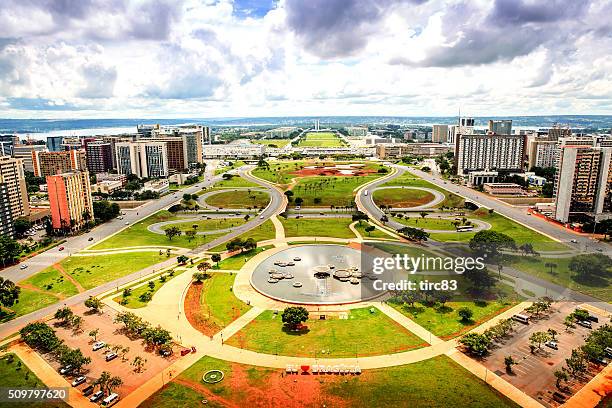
125, 221, 130, 225
71, 376, 86, 387
260, 216, 264, 219
19, 264, 28, 270
92, 341, 106, 351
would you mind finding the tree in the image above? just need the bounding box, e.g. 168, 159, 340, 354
139, 292, 153, 302
177, 255, 189, 264
504, 356, 517, 373
92, 201, 120, 222
365, 225, 376, 236
547, 328, 558, 341
419, 211, 428, 219
397, 226, 429, 242
352, 212, 368, 225
164, 226, 182, 241
458, 307, 473, 322
568, 253, 612, 281
565, 349, 587, 378
94, 371, 111, 394
54, 306, 74, 326
564, 315, 575, 331
0, 277, 20, 315
0, 235, 22, 266
459, 333, 491, 355
464, 266, 496, 293
84, 296, 103, 313
529, 331, 551, 352
193, 271, 209, 282
185, 230, 196, 242
57, 347, 91, 373
88, 328, 100, 342
14, 218, 32, 237
211, 254, 221, 266
132, 355, 147, 373
554, 369, 568, 389
544, 262, 557, 276
294, 197, 303, 206
380, 215, 389, 224
20, 322, 62, 352
142, 326, 172, 348
281, 306, 309, 330
469, 230, 516, 258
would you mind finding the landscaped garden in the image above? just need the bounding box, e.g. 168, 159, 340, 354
392, 216, 460, 231
382, 173, 465, 209
226, 307, 426, 358
353, 222, 396, 239
185, 273, 251, 336
212, 246, 273, 270
206, 175, 259, 189
280, 217, 356, 239
296, 132, 346, 147
141, 355, 517, 408
112, 269, 185, 308
208, 220, 276, 252
251, 161, 304, 185
91, 211, 224, 250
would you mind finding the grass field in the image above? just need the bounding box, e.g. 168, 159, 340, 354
199, 273, 251, 331
214, 160, 246, 175
226, 307, 426, 357
21, 266, 79, 298
92, 211, 223, 250
353, 222, 396, 239
141, 355, 517, 408
112, 269, 184, 308
251, 139, 291, 148
429, 209, 567, 251
206, 175, 259, 189
373, 188, 435, 208
205, 190, 269, 209
171, 217, 247, 232
296, 132, 346, 147
0, 354, 70, 408
59, 252, 168, 290
208, 220, 276, 252
383, 173, 465, 209
212, 246, 272, 270
2, 288, 60, 322
251, 161, 305, 185
280, 217, 356, 238
508, 255, 611, 302
393, 216, 460, 231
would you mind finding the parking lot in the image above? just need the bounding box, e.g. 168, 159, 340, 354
480, 302, 609, 407
41, 304, 180, 400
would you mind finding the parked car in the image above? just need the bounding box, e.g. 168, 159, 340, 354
595, 248, 603, 252
552, 392, 566, 403
82, 385, 94, 396
59, 365, 73, 375
160, 349, 173, 357
604, 347, 612, 359
576, 320, 592, 329
180, 349, 191, 356
19, 264, 28, 270
92, 341, 106, 351
586, 315, 599, 323
105, 352, 118, 362
259, 216, 264, 219
591, 357, 609, 365
545, 340, 558, 350
71, 376, 86, 387
89, 390, 104, 402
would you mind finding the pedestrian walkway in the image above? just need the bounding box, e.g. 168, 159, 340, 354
377, 302, 443, 345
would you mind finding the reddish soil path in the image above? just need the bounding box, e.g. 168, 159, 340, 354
17, 281, 64, 300
53, 263, 86, 293
184, 282, 219, 337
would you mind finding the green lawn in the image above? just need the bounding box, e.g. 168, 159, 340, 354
429, 209, 567, 251
508, 255, 612, 302
297, 132, 346, 147
198, 273, 251, 331
112, 269, 185, 308
1, 288, 60, 322
226, 307, 426, 358
92, 210, 223, 250
373, 188, 435, 208
212, 246, 272, 270
383, 173, 465, 209
291, 170, 383, 207
251, 139, 291, 148
280, 217, 356, 239
389, 300, 517, 338
172, 217, 247, 232
208, 220, 276, 252
251, 161, 305, 185
59, 252, 168, 290
393, 216, 460, 231
209, 176, 259, 189
214, 160, 246, 175
20, 266, 79, 298
205, 190, 269, 209
354, 222, 396, 239
0, 354, 70, 408
140, 355, 517, 408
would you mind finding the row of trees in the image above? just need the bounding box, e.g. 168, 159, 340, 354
113, 311, 173, 348
225, 237, 256, 253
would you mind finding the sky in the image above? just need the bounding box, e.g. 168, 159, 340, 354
0, 0, 611, 119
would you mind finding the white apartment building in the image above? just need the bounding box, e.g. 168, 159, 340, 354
115, 141, 169, 178
202, 144, 265, 159
455, 134, 527, 176
528, 139, 558, 169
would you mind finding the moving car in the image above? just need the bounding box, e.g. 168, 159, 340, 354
19, 264, 28, 269
545, 340, 558, 350
259, 215, 264, 219
58, 246, 65, 251
125, 221, 130, 225
88, 237, 94, 241
71, 376, 86, 387
92, 341, 106, 351
105, 352, 118, 361
570, 239, 578, 243
90, 390, 104, 402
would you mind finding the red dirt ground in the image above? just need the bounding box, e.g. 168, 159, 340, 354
290, 167, 376, 177
184, 282, 219, 338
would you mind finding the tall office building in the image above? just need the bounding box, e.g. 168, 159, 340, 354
13, 144, 47, 172
85, 141, 114, 174
0, 184, 14, 237
32, 149, 87, 177
0, 135, 19, 156
151, 126, 204, 165
46, 136, 64, 152
458, 117, 475, 135
154, 137, 188, 172
47, 171, 94, 232
548, 124, 572, 141
454, 133, 527, 176
115, 141, 169, 178
554, 145, 612, 223
527, 139, 558, 169
0, 156, 30, 236
488, 120, 513, 135
431, 125, 449, 143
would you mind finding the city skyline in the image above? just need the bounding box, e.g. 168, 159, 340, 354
0, 0, 611, 119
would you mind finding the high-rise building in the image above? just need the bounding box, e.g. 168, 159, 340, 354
527, 139, 558, 169
46, 136, 64, 152
115, 141, 168, 178
548, 124, 572, 141
0, 156, 30, 236
12, 144, 47, 172
488, 120, 513, 135
153, 137, 188, 172
0, 184, 14, 237
431, 125, 449, 143
85, 141, 114, 174
454, 133, 527, 176
32, 149, 87, 177
459, 117, 475, 135
0, 135, 19, 156
47, 171, 93, 232
151, 126, 204, 165
554, 145, 611, 223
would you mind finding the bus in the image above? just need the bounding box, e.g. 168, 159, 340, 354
101, 393, 120, 407
455, 225, 474, 232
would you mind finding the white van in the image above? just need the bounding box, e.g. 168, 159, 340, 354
364, 190, 368, 196
101, 393, 119, 407
512, 314, 529, 324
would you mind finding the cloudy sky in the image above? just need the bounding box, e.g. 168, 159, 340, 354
0, 0, 611, 118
